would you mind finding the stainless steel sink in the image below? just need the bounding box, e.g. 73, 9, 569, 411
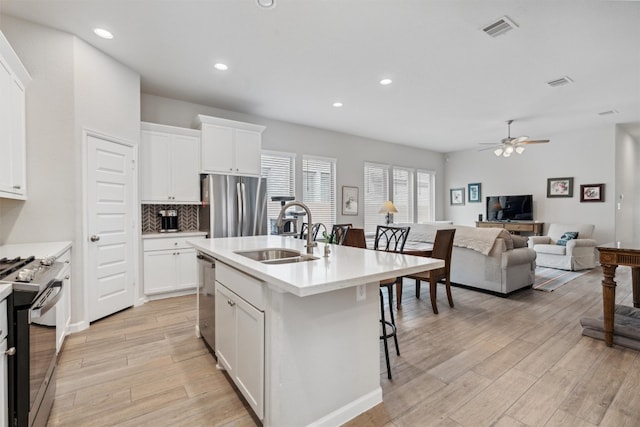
235, 248, 302, 261
234, 248, 319, 264
262, 254, 319, 265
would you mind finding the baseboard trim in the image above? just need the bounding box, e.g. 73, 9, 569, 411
307, 387, 382, 427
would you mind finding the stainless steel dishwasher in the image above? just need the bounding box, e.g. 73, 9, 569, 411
197, 251, 216, 353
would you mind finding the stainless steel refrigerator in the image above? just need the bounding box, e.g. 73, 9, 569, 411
199, 174, 268, 238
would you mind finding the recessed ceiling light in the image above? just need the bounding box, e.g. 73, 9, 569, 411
379, 78, 393, 86
332, 102, 343, 108
93, 28, 114, 39
214, 63, 229, 71
257, 0, 275, 7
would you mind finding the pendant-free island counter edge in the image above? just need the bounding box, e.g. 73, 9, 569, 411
189, 235, 444, 427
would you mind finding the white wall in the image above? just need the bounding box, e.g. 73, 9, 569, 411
0, 15, 140, 328
444, 124, 616, 244
141, 94, 448, 226
615, 125, 640, 241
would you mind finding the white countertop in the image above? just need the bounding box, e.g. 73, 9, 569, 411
0, 241, 72, 259
189, 235, 444, 297
0, 283, 11, 300
142, 231, 207, 239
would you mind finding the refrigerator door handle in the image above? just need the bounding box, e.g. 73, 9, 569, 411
240, 182, 247, 236
236, 182, 243, 236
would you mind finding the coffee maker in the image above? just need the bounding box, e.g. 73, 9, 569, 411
158, 209, 179, 232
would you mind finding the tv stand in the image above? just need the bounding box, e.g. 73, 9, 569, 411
476, 221, 544, 236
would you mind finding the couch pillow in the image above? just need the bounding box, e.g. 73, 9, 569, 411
511, 235, 529, 248
556, 231, 579, 246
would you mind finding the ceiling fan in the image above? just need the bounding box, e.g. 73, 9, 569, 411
479, 120, 550, 157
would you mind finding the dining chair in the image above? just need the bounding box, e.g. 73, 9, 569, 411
329, 223, 352, 245
400, 228, 456, 314
299, 222, 325, 241
374, 225, 410, 379
343, 227, 367, 248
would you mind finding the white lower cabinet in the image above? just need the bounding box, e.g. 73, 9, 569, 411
56, 249, 71, 353
215, 263, 264, 420
143, 235, 205, 295
1, 298, 8, 427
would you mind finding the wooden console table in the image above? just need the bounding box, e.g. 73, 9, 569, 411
596, 242, 640, 346
475, 221, 544, 236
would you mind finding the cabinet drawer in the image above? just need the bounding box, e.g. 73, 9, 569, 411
505, 223, 531, 232
143, 235, 205, 251
216, 263, 265, 310
0, 300, 7, 341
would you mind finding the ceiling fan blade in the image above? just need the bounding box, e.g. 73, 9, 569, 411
520, 139, 550, 144
478, 145, 501, 151
478, 142, 501, 145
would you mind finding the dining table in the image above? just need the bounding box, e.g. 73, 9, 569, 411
596, 241, 640, 346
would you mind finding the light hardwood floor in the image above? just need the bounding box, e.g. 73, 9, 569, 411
48, 267, 640, 426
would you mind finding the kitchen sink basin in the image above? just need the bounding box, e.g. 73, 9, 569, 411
261, 254, 319, 265
235, 248, 319, 265
235, 248, 302, 261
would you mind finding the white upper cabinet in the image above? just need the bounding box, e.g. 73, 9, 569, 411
0, 31, 30, 200
140, 122, 201, 204
196, 115, 265, 176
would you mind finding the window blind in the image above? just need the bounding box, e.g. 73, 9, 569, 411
416, 170, 435, 223
392, 167, 414, 224
364, 162, 389, 234
302, 155, 336, 232
261, 151, 295, 233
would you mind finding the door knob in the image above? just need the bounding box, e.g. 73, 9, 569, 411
90, 235, 100, 242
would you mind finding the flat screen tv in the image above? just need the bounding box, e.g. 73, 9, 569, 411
486, 194, 533, 221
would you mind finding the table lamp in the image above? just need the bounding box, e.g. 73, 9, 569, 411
379, 200, 398, 225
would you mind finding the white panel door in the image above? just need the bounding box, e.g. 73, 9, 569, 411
87, 134, 135, 322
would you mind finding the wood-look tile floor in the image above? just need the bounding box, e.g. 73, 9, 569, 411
49, 266, 640, 427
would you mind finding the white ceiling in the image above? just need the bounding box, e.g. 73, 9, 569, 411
1, 0, 639, 152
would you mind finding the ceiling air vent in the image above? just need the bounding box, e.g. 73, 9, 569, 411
598, 109, 619, 116
546, 76, 574, 87
482, 16, 518, 37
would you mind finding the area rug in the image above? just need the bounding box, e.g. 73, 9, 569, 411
533, 267, 588, 292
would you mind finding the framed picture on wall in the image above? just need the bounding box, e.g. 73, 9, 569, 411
547, 177, 574, 198
580, 183, 604, 202
467, 183, 481, 203
450, 188, 465, 206
342, 186, 358, 215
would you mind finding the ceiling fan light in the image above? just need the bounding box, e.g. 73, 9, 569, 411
494, 148, 504, 157
504, 145, 514, 154
515, 146, 525, 154
503, 151, 512, 158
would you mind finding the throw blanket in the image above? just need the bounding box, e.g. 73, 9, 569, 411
452, 225, 509, 256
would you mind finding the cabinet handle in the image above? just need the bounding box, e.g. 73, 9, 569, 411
12, 185, 21, 190
5, 347, 16, 356
227, 300, 235, 307
65, 275, 70, 280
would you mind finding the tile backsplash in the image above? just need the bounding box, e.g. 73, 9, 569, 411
141, 204, 199, 233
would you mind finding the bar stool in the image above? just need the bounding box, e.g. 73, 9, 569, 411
374, 225, 410, 379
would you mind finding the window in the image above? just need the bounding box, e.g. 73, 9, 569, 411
364, 163, 435, 232
416, 170, 435, 223
261, 151, 295, 233
364, 163, 390, 234
302, 155, 336, 231
392, 168, 414, 224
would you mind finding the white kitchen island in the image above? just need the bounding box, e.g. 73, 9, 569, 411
190, 235, 444, 427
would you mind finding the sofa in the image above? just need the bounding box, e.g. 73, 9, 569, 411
527, 223, 596, 271
396, 223, 537, 296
